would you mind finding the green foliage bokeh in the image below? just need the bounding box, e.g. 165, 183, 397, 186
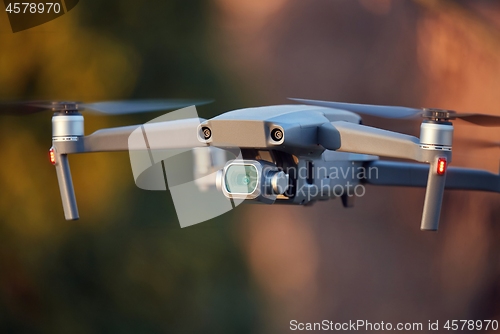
0, 1, 259, 333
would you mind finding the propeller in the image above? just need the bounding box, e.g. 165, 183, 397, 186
290, 98, 500, 126
454, 137, 500, 150
0, 99, 213, 116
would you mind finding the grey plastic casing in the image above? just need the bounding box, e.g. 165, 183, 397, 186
50, 104, 498, 231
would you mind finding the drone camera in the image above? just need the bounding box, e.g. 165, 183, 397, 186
218, 160, 289, 203
225, 163, 260, 195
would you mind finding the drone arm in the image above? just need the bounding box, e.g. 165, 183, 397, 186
328, 121, 422, 160
363, 160, 500, 193
53, 118, 206, 154
327, 121, 451, 231
83, 125, 139, 152
84, 119, 206, 152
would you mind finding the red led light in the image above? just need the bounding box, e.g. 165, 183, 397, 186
437, 157, 446, 176
49, 147, 56, 165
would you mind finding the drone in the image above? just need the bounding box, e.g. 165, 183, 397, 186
3, 98, 499, 231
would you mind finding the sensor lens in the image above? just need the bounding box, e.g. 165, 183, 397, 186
201, 126, 212, 140
271, 128, 283, 141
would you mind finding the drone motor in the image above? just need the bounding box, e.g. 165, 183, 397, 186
419, 121, 453, 149
52, 111, 84, 140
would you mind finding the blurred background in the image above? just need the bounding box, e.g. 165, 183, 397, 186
1, 0, 499, 333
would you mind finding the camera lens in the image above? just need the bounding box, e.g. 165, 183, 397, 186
237, 174, 251, 185
225, 164, 259, 194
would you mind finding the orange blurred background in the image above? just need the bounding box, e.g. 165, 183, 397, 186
1, 0, 499, 333
212, 0, 500, 332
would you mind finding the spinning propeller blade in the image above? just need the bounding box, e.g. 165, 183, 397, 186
290, 98, 420, 118
455, 137, 500, 149
0, 100, 53, 115
81, 99, 213, 114
290, 98, 500, 126
455, 114, 500, 126
0, 99, 213, 116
